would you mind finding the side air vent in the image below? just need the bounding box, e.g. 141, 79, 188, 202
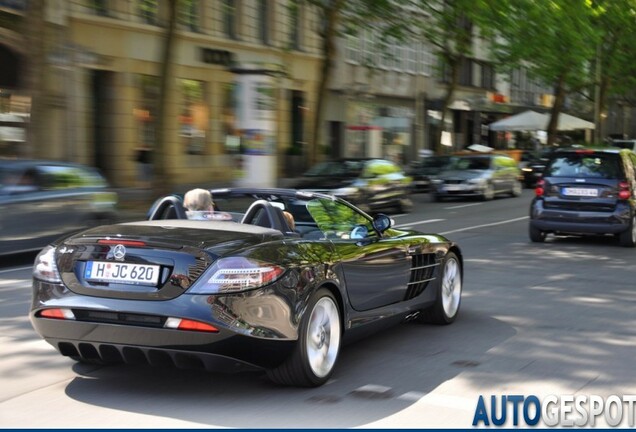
405, 253, 438, 300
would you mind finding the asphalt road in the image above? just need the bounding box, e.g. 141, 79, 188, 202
2, 189, 636, 428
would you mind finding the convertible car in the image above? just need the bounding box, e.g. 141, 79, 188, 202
30, 188, 463, 387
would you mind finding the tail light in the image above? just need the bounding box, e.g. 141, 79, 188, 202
164, 317, 218, 333
38, 308, 75, 320
618, 181, 631, 200
188, 257, 285, 294
535, 179, 545, 197
33, 246, 62, 283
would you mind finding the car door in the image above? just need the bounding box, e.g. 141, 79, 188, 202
306, 198, 410, 311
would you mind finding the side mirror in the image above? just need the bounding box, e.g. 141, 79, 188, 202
372, 213, 392, 234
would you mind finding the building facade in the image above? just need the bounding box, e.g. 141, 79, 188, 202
0, 0, 323, 187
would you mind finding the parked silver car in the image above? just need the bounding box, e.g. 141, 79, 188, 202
431, 153, 522, 201
0, 159, 117, 255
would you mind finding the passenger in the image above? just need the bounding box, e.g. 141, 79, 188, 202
183, 188, 232, 221
282, 211, 296, 231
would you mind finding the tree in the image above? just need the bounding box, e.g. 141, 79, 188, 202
154, 0, 178, 196
303, 0, 410, 165
590, 0, 636, 142
410, 0, 496, 154
490, 0, 599, 146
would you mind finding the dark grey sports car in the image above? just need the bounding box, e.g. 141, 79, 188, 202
30, 188, 463, 387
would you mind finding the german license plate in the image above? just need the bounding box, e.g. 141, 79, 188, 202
84, 261, 160, 285
563, 187, 598, 197
444, 184, 464, 191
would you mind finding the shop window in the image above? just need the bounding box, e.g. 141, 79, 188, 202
179, 79, 208, 155
135, 75, 159, 151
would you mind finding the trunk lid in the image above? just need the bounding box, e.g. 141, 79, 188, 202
55, 220, 284, 300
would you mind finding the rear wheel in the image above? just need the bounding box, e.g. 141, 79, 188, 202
267, 289, 341, 387
529, 224, 546, 242
619, 216, 636, 247
419, 251, 462, 325
511, 181, 522, 197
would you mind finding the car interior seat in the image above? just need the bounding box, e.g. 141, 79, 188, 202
147, 195, 187, 220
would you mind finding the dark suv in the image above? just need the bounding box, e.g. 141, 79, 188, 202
529, 148, 636, 246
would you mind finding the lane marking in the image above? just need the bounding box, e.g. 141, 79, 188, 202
0, 266, 32, 275
444, 203, 484, 210
395, 219, 445, 229
440, 216, 529, 235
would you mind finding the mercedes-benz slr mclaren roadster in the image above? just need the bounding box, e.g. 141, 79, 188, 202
30, 188, 463, 387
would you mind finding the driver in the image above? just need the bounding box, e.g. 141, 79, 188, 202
183, 188, 232, 221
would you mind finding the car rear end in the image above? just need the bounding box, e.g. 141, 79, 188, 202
529, 149, 635, 242
29, 220, 300, 371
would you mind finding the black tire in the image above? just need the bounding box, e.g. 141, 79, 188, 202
529, 224, 546, 243
419, 251, 462, 325
619, 216, 636, 247
267, 288, 341, 387
433, 193, 444, 202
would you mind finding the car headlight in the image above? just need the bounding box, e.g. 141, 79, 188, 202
431, 179, 443, 184
468, 178, 487, 185
188, 257, 285, 294
521, 167, 533, 172
33, 245, 61, 283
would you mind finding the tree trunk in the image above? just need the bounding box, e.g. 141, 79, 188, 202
153, 0, 178, 196
546, 75, 566, 147
310, 0, 344, 166
25, 0, 46, 159
435, 56, 460, 154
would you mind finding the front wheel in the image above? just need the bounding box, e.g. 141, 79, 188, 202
481, 183, 495, 201
511, 181, 522, 197
419, 251, 462, 325
267, 289, 341, 387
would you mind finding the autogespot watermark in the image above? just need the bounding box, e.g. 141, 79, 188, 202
472, 394, 636, 427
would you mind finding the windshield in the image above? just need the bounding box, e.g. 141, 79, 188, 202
543, 153, 621, 179
304, 160, 365, 177
446, 156, 491, 171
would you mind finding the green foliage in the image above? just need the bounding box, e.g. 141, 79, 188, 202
489, 0, 599, 91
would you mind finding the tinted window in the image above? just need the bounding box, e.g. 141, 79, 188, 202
544, 153, 621, 179
447, 156, 491, 170
305, 160, 365, 176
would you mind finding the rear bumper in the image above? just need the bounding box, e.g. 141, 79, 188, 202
30, 280, 297, 370
530, 199, 632, 234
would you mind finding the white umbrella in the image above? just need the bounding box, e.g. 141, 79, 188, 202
489, 110, 595, 131
556, 112, 595, 131
488, 110, 549, 131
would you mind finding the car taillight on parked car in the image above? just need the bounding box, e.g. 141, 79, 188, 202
535, 179, 545, 197
618, 181, 631, 200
